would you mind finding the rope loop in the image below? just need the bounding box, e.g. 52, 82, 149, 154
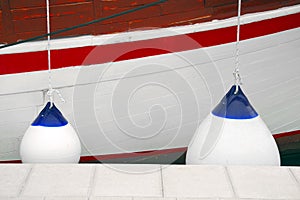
233, 68, 242, 94
47, 88, 66, 107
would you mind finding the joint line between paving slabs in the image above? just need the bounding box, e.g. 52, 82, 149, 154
18, 165, 34, 197
288, 168, 300, 191
160, 165, 165, 197
87, 165, 97, 197
225, 166, 238, 198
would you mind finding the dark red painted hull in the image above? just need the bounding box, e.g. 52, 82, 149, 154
1, 0, 300, 44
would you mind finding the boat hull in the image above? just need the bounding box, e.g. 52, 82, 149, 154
0, 5, 300, 163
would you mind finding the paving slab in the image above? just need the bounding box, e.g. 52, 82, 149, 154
177, 198, 219, 200
1, 164, 300, 199
90, 197, 132, 200
0, 198, 43, 200
0, 164, 32, 197
134, 197, 175, 200
45, 197, 89, 200
21, 164, 94, 197
227, 166, 300, 199
162, 165, 234, 198
91, 164, 162, 197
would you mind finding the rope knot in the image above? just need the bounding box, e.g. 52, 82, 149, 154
47, 88, 65, 107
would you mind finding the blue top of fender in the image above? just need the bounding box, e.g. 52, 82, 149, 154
212, 85, 258, 119
31, 102, 68, 127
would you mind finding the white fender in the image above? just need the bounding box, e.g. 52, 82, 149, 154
20, 102, 81, 163
186, 85, 280, 165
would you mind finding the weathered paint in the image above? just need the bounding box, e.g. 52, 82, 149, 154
1, 0, 299, 43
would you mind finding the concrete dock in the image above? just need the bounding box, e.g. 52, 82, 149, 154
0, 164, 300, 199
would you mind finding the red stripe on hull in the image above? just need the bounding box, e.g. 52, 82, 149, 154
273, 130, 300, 139
0, 13, 299, 75
0, 160, 22, 164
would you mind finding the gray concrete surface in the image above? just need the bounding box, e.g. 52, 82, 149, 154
0, 164, 300, 200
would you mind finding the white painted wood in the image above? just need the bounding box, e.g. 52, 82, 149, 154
0, 92, 43, 111
0, 150, 22, 161
0, 136, 20, 156
0, 107, 36, 125
272, 118, 300, 134
0, 122, 29, 139
0, 67, 80, 95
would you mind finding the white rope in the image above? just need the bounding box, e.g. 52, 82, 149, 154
47, 89, 65, 104
46, 0, 52, 92
233, 0, 242, 94
46, 0, 65, 106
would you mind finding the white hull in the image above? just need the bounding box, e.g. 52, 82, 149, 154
0, 5, 300, 162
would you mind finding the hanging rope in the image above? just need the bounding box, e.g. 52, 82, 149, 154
45, 0, 65, 107
233, 0, 242, 94
46, 0, 52, 93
